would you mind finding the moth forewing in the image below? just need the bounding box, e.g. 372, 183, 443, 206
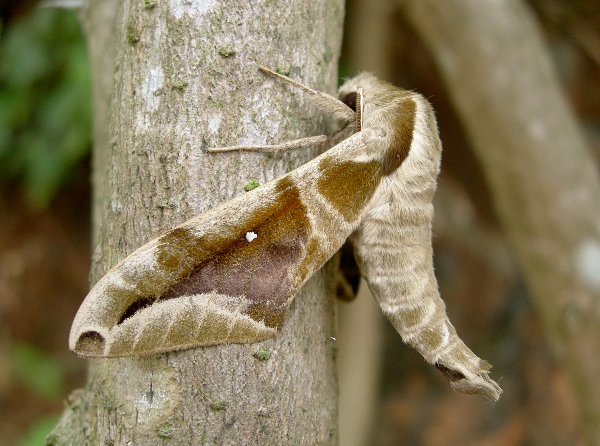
70, 68, 501, 401
69, 132, 374, 358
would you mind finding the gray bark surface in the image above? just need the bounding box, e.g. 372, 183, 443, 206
404, 0, 600, 442
49, 0, 345, 444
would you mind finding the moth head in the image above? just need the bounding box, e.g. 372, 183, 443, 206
339, 89, 363, 132
338, 73, 413, 134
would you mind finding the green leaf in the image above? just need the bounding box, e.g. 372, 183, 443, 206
10, 341, 64, 399
19, 413, 60, 446
0, 8, 91, 209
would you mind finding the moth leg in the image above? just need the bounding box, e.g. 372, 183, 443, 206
207, 135, 329, 153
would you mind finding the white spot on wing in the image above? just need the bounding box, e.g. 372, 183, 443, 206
246, 231, 258, 243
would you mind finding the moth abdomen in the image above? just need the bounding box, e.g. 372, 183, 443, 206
354, 194, 501, 400
355, 212, 501, 400
348, 85, 501, 399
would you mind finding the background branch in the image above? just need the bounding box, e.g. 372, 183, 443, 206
404, 0, 600, 442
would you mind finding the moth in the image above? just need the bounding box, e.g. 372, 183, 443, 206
70, 67, 501, 401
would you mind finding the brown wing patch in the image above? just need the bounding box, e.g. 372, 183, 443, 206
317, 157, 381, 223
119, 176, 311, 329
382, 99, 416, 176
295, 237, 335, 290
246, 302, 286, 329
155, 227, 213, 275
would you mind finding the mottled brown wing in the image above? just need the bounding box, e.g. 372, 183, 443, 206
69, 132, 383, 357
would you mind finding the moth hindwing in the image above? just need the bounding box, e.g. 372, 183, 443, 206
70, 67, 501, 402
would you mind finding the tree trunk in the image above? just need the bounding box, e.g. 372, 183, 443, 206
49, 0, 345, 444
404, 0, 600, 442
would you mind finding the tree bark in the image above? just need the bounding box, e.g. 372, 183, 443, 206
404, 0, 600, 443
49, 0, 345, 444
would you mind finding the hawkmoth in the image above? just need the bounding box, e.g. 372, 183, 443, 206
70, 67, 501, 401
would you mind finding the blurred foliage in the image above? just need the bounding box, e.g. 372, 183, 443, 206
19, 413, 60, 446
0, 7, 91, 209
11, 341, 64, 399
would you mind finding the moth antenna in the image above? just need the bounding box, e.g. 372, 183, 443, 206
207, 135, 329, 153
356, 88, 364, 132
258, 66, 355, 125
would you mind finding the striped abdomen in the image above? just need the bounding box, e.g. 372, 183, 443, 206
352, 131, 501, 401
